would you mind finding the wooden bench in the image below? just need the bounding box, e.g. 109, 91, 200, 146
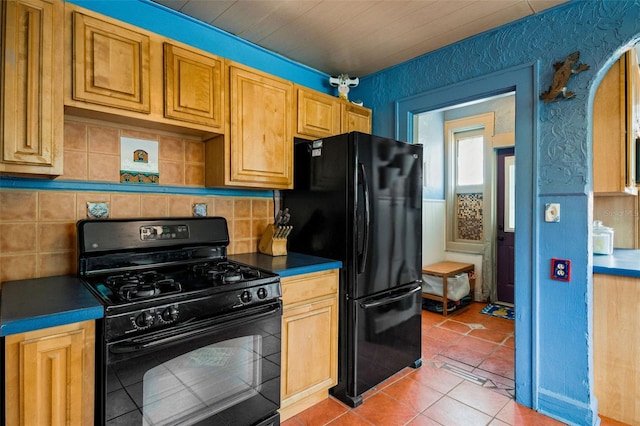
421, 261, 475, 317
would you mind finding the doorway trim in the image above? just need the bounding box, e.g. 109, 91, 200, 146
395, 62, 538, 407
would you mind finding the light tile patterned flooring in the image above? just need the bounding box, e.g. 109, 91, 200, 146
283, 302, 565, 426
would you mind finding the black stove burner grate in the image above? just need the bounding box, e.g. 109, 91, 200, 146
191, 261, 263, 284
106, 271, 182, 301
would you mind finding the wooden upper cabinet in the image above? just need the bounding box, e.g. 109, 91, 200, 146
163, 43, 223, 129
65, 4, 224, 136
295, 85, 372, 139
627, 49, 640, 145
341, 103, 372, 133
1, 0, 64, 175
225, 64, 293, 189
295, 86, 341, 139
72, 11, 151, 113
593, 50, 638, 195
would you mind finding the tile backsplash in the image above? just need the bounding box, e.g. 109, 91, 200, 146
0, 117, 274, 286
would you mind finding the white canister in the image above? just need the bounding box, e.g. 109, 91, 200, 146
592, 220, 614, 255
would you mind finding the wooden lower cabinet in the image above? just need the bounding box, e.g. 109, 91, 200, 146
279, 269, 339, 421
5, 321, 95, 426
593, 274, 640, 425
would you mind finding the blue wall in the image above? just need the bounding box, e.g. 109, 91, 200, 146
355, 1, 640, 424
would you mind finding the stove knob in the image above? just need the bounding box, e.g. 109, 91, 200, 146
161, 306, 179, 322
135, 311, 154, 328
257, 287, 268, 299
241, 290, 252, 303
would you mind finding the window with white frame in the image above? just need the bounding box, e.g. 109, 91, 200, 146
444, 113, 494, 253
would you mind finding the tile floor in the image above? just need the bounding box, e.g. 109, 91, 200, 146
282, 302, 585, 426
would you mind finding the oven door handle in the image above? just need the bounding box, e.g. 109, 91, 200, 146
110, 303, 281, 354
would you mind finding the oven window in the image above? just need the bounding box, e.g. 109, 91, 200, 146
142, 336, 261, 425
104, 307, 281, 426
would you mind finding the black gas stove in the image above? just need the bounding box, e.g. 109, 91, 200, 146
77, 217, 281, 341
78, 217, 283, 426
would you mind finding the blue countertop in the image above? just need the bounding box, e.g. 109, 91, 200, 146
1, 275, 103, 336
228, 252, 342, 277
593, 248, 640, 278
0, 253, 338, 337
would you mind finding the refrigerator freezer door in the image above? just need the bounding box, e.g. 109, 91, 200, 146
331, 282, 422, 406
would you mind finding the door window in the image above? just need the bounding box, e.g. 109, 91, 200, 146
504, 155, 515, 232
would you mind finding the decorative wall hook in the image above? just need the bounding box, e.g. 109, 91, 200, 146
540, 51, 590, 103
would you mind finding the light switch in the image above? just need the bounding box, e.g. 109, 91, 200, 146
545, 203, 560, 222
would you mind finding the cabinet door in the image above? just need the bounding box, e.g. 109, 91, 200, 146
632, 50, 640, 141
1, 0, 63, 175
5, 321, 95, 426
593, 274, 640, 424
230, 66, 293, 188
164, 43, 223, 129
623, 50, 637, 189
296, 88, 341, 139
341, 103, 372, 133
72, 11, 150, 113
593, 54, 633, 194
281, 296, 338, 401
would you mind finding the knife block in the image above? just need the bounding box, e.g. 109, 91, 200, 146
258, 224, 288, 256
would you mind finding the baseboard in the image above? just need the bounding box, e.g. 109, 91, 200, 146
538, 388, 599, 426
279, 389, 329, 421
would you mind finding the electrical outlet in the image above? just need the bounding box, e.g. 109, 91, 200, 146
551, 258, 571, 281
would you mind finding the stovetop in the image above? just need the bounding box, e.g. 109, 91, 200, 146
84, 259, 279, 306
77, 217, 282, 340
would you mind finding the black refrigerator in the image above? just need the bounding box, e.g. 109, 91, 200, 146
282, 131, 423, 407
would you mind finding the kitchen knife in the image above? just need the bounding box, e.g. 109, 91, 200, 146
274, 210, 283, 226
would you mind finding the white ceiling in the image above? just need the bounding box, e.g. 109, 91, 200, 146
151, 0, 570, 77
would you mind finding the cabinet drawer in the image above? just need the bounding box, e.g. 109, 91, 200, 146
281, 269, 338, 306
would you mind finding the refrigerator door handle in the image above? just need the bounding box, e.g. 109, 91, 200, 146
358, 285, 421, 309
358, 162, 371, 274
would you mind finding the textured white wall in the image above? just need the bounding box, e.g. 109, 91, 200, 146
421, 199, 446, 267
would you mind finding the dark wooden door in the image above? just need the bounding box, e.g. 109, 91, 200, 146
496, 148, 515, 304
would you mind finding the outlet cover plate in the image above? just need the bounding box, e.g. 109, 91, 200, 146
551, 258, 571, 281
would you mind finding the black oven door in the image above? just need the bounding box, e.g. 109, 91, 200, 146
101, 301, 281, 426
